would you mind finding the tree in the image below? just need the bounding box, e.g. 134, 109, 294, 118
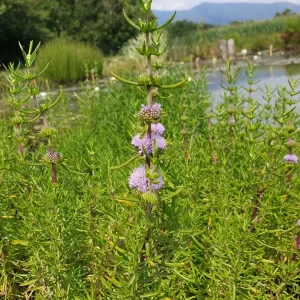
0, 0, 54, 64
0, 0, 143, 64
167, 20, 199, 40
66, 0, 142, 54
274, 8, 294, 18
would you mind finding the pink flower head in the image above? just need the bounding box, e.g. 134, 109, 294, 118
131, 133, 166, 155
138, 103, 161, 121
129, 165, 164, 192
284, 154, 298, 164
151, 123, 165, 135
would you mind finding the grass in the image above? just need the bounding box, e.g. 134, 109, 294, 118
35, 38, 104, 84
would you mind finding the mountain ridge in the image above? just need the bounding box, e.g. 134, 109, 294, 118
153, 2, 300, 25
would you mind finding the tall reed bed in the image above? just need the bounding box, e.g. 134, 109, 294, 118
168, 15, 300, 60
35, 38, 103, 84
1, 1, 300, 298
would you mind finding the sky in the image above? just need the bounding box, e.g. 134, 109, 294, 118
151, 0, 300, 10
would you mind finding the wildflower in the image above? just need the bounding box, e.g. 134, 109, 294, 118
131, 133, 166, 155
283, 154, 298, 164
138, 103, 161, 121
129, 165, 164, 192
151, 123, 165, 135
43, 152, 64, 164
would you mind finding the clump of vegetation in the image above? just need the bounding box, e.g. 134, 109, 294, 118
35, 38, 103, 83
280, 15, 300, 50
168, 14, 300, 60
1, 0, 300, 299
0, 0, 142, 64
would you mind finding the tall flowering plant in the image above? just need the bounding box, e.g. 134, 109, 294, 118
110, 1, 187, 288
112, 2, 186, 202
3, 41, 64, 185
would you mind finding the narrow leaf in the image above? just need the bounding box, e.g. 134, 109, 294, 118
156, 11, 176, 30
123, 10, 140, 31
111, 72, 139, 86
110, 154, 140, 170
160, 78, 188, 89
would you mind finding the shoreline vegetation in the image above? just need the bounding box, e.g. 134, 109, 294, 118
0, 11, 300, 84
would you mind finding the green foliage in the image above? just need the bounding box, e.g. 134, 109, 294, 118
62, 0, 143, 55
168, 14, 300, 60
274, 8, 295, 18
167, 20, 215, 40
121, 32, 168, 65
2, 58, 300, 299
35, 38, 103, 83
0, 0, 142, 64
0, 0, 54, 64
167, 20, 199, 39
1, 1, 300, 298
280, 15, 300, 50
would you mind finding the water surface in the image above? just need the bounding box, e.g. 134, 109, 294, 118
206, 64, 300, 112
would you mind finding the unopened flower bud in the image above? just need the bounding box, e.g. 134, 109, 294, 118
142, 191, 158, 203
287, 139, 297, 148
11, 116, 24, 124
284, 124, 295, 134
39, 127, 57, 138
43, 152, 64, 164
181, 116, 188, 121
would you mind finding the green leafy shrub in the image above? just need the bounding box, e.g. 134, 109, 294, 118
35, 38, 103, 83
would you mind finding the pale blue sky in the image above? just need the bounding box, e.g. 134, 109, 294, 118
152, 0, 299, 10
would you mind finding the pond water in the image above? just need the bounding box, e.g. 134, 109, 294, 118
206, 63, 300, 113
1, 62, 299, 119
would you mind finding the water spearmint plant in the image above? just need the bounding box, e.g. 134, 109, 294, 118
3, 42, 65, 186
112, 2, 186, 200
111, 0, 186, 296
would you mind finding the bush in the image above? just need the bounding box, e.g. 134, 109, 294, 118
35, 38, 103, 84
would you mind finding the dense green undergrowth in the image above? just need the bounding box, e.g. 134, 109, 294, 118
0, 62, 300, 298
1, 1, 300, 298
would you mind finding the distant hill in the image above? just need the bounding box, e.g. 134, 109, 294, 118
153, 2, 300, 25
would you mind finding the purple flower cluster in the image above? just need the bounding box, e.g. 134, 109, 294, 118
284, 154, 298, 164
138, 103, 161, 121
131, 123, 166, 156
129, 103, 165, 193
129, 165, 164, 192
151, 122, 165, 135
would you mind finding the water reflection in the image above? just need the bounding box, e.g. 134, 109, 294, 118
207, 63, 300, 113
